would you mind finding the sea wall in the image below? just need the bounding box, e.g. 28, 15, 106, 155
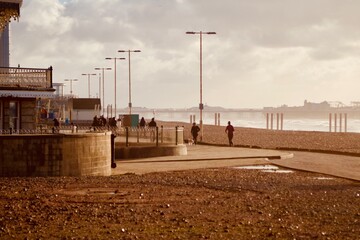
0, 132, 112, 177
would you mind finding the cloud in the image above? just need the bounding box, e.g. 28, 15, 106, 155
9, 0, 360, 108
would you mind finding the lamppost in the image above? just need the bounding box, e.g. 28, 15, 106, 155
81, 73, 97, 98
64, 78, 78, 95
186, 31, 216, 141
118, 49, 141, 115
95, 67, 112, 115
105, 57, 125, 118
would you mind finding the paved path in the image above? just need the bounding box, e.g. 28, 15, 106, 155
112, 145, 360, 181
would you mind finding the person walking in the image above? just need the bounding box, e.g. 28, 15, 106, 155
139, 117, 146, 137
225, 121, 235, 146
148, 118, 157, 142
191, 122, 201, 145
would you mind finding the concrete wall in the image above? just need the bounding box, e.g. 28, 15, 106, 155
116, 144, 187, 159
0, 132, 112, 177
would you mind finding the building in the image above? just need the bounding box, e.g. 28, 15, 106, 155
0, 0, 56, 130
68, 98, 101, 122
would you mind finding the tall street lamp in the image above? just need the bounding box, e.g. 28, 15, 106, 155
105, 57, 125, 118
118, 49, 141, 115
95, 67, 112, 116
81, 73, 97, 98
64, 78, 78, 95
186, 31, 216, 141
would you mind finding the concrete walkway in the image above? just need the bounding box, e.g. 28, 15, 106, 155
112, 145, 360, 181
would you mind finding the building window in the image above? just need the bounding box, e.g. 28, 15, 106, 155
9, 101, 19, 130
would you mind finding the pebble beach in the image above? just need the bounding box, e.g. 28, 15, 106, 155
0, 121, 359, 239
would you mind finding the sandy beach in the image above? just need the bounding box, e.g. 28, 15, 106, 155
0, 122, 359, 239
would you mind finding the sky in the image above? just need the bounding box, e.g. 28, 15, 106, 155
9, 0, 360, 109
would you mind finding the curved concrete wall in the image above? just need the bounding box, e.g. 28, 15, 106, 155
0, 132, 112, 177
116, 144, 187, 159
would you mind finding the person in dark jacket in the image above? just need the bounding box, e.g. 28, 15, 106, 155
148, 118, 157, 141
225, 121, 235, 146
191, 122, 201, 144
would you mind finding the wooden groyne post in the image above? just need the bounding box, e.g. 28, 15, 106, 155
329, 113, 347, 132
266, 113, 283, 130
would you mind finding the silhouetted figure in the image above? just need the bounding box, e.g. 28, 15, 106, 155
53, 118, 60, 133
100, 115, 107, 126
148, 118, 157, 142
225, 121, 235, 146
108, 117, 117, 127
191, 122, 200, 144
139, 117, 146, 127
148, 118, 157, 127
92, 115, 99, 127
139, 117, 146, 136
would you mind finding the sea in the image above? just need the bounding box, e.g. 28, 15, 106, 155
136, 111, 360, 133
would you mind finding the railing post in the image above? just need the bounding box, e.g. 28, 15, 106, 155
111, 134, 117, 168
160, 125, 163, 144
345, 113, 348, 133
125, 127, 129, 147
156, 126, 159, 147
137, 127, 140, 143
175, 126, 178, 145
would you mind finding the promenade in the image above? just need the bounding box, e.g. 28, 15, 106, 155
113, 145, 360, 181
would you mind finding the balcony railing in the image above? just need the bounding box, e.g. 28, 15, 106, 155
0, 66, 53, 89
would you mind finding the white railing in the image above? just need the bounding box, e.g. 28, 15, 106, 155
0, 66, 53, 89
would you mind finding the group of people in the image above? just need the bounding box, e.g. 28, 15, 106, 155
191, 120, 235, 146
139, 117, 157, 128
139, 117, 157, 142
92, 115, 118, 127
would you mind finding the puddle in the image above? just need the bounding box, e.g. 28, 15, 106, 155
58, 188, 122, 196
314, 177, 334, 180
235, 165, 278, 170
234, 165, 293, 173
262, 169, 294, 173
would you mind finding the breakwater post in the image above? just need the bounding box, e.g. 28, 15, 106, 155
214, 113, 220, 126
190, 114, 196, 124
329, 113, 347, 132
266, 113, 283, 130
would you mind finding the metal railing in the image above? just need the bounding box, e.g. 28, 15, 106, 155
0, 125, 185, 146
0, 66, 53, 89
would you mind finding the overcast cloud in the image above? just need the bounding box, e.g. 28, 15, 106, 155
9, 0, 360, 108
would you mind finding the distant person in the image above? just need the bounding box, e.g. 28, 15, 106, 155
148, 118, 157, 142
190, 122, 201, 145
139, 117, 146, 136
109, 117, 117, 127
148, 118, 157, 128
92, 115, 99, 127
100, 115, 107, 126
139, 117, 146, 128
225, 121, 235, 146
53, 118, 60, 133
